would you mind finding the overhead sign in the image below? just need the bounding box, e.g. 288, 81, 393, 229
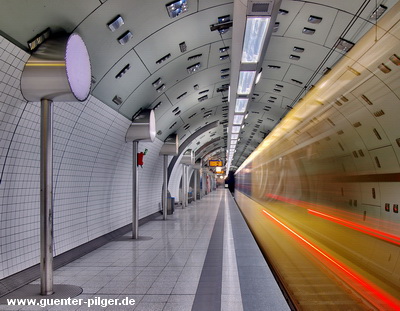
209, 160, 223, 167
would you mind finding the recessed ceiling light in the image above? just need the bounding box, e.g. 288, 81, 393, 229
107, 15, 124, 32
220, 55, 229, 61
268, 65, 281, 69
115, 64, 130, 79
289, 54, 300, 60
308, 15, 323, 24
369, 4, 387, 20
187, 63, 201, 74
302, 27, 315, 35
156, 84, 166, 93
156, 53, 171, 65
219, 46, 230, 53
293, 46, 304, 53
117, 31, 133, 45
166, 0, 188, 18
152, 78, 162, 88
335, 38, 355, 52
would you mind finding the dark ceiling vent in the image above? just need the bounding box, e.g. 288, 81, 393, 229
217, 84, 229, 92
188, 54, 202, 61
251, 2, 271, 13
156, 53, 171, 65
198, 95, 208, 102
112, 95, 123, 105
177, 92, 187, 100
210, 15, 232, 34
115, 64, 131, 79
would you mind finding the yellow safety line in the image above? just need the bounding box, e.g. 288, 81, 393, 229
26, 63, 65, 67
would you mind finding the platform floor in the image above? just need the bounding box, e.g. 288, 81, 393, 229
2, 189, 290, 311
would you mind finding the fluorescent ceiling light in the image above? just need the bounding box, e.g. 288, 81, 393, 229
117, 31, 133, 45
231, 133, 239, 140
166, 0, 188, 18
241, 16, 270, 64
238, 71, 256, 95
235, 98, 248, 113
232, 125, 241, 134
108, 15, 124, 32
233, 114, 244, 125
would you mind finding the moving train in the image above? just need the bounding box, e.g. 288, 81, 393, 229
235, 4, 400, 311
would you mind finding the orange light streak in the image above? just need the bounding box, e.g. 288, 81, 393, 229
262, 209, 400, 310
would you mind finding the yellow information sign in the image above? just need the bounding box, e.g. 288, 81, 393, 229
209, 160, 223, 167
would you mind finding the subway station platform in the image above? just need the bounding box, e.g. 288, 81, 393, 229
1, 189, 289, 311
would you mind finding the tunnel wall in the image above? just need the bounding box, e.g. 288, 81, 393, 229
0, 35, 164, 279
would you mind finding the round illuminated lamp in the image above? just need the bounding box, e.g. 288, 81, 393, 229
126, 109, 156, 142
64, 33, 91, 101
21, 32, 91, 102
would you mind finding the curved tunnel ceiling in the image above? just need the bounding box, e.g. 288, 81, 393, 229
1, 0, 397, 171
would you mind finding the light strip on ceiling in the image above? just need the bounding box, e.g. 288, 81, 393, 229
241, 16, 271, 64
226, 0, 280, 175
235, 98, 249, 113
231, 133, 239, 140
232, 125, 241, 133
237, 71, 256, 94
233, 114, 244, 124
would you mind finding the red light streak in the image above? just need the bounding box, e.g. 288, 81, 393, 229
265, 193, 400, 241
307, 209, 400, 246
262, 209, 400, 310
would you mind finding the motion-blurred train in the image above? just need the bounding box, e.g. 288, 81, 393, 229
235, 4, 400, 311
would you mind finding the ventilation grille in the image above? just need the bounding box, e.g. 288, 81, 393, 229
248, 0, 273, 15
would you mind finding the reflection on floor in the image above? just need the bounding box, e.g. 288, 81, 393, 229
2, 189, 288, 311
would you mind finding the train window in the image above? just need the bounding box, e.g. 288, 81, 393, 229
385, 203, 390, 212
394, 204, 399, 213
352, 151, 359, 158
372, 188, 376, 199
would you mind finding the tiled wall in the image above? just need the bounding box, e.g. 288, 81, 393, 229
0, 35, 164, 279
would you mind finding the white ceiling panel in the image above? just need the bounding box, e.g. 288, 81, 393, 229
134, 4, 233, 73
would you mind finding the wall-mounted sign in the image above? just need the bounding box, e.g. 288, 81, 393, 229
209, 160, 223, 167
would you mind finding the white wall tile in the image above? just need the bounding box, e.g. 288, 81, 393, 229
0, 35, 165, 278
